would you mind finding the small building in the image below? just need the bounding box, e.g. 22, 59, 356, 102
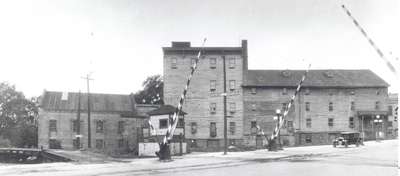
37, 91, 158, 156
145, 105, 186, 142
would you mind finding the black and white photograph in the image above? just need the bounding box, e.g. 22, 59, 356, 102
0, 0, 398, 175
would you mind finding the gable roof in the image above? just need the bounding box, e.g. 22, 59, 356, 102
147, 105, 187, 116
243, 69, 389, 88
39, 91, 137, 113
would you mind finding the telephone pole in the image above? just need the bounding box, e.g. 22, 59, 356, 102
222, 55, 228, 155
82, 74, 94, 148
76, 91, 81, 149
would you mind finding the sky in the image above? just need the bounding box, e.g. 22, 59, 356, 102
0, 0, 399, 98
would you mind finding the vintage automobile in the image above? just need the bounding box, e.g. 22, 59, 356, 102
332, 132, 363, 148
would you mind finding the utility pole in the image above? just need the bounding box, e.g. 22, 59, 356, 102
76, 91, 81, 149
82, 74, 94, 148
223, 55, 228, 155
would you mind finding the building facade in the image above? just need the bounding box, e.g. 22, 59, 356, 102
163, 40, 390, 151
387, 93, 398, 138
38, 91, 158, 156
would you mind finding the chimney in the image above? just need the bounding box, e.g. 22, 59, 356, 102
171, 41, 191, 48
241, 40, 248, 78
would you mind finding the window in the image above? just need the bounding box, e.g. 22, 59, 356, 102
177, 118, 184, 128
229, 80, 236, 91
375, 101, 380, 110
305, 88, 310, 95
282, 88, 288, 95
210, 103, 217, 113
118, 121, 125, 134
250, 121, 257, 134
229, 122, 236, 135
349, 117, 354, 128
287, 121, 293, 128
251, 121, 257, 128
171, 58, 177, 69
210, 58, 216, 69
282, 103, 287, 111
329, 102, 333, 111
306, 118, 311, 128
229, 102, 236, 113
190, 139, 197, 148
305, 134, 312, 143
376, 89, 381, 95
96, 120, 104, 133
251, 104, 256, 111
328, 118, 334, 127
118, 139, 125, 148
305, 102, 310, 111
210, 80, 216, 92
49, 120, 57, 132
229, 58, 235, 68
351, 101, 355, 111
388, 121, 393, 127
72, 120, 79, 132
96, 139, 103, 149
210, 122, 217, 137
191, 122, 197, 134
159, 119, 168, 129
388, 106, 393, 115
251, 88, 257, 94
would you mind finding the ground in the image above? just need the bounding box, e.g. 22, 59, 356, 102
0, 140, 398, 176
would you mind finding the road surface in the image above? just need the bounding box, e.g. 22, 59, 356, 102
0, 140, 397, 176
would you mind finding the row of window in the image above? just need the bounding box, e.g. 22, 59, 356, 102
210, 80, 236, 91
171, 57, 236, 69
209, 102, 237, 113
93, 139, 126, 149
305, 101, 382, 111
202, 100, 384, 114
189, 122, 236, 136
158, 118, 184, 129
49, 120, 126, 134
305, 117, 355, 128
248, 88, 384, 96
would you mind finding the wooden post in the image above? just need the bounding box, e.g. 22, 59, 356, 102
179, 133, 183, 156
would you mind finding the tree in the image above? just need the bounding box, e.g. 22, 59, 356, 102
0, 82, 38, 148
134, 75, 164, 105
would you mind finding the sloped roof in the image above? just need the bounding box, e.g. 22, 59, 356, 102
147, 105, 187, 116
39, 91, 137, 113
243, 69, 389, 88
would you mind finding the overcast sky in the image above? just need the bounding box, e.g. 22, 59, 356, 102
0, 0, 399, 98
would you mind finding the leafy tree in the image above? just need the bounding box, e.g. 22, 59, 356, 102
0, 82, 38, 148
134, 75, 164, 105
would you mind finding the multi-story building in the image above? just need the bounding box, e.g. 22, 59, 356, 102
163, 40, 390, 151
38, 91, 158, 155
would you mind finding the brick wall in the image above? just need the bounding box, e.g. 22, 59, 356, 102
164, 52, 245, 150
38, 109, 144, 155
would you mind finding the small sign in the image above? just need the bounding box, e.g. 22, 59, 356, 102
75, 135, 83, 138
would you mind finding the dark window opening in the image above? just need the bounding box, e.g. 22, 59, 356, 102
328, 118, 334, 127
210, 122, 217, 137
159, 119, 168, 129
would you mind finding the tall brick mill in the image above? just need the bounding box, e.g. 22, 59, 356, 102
163, 40, 394, 152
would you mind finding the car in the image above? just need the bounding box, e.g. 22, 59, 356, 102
332, 132, 363, 148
